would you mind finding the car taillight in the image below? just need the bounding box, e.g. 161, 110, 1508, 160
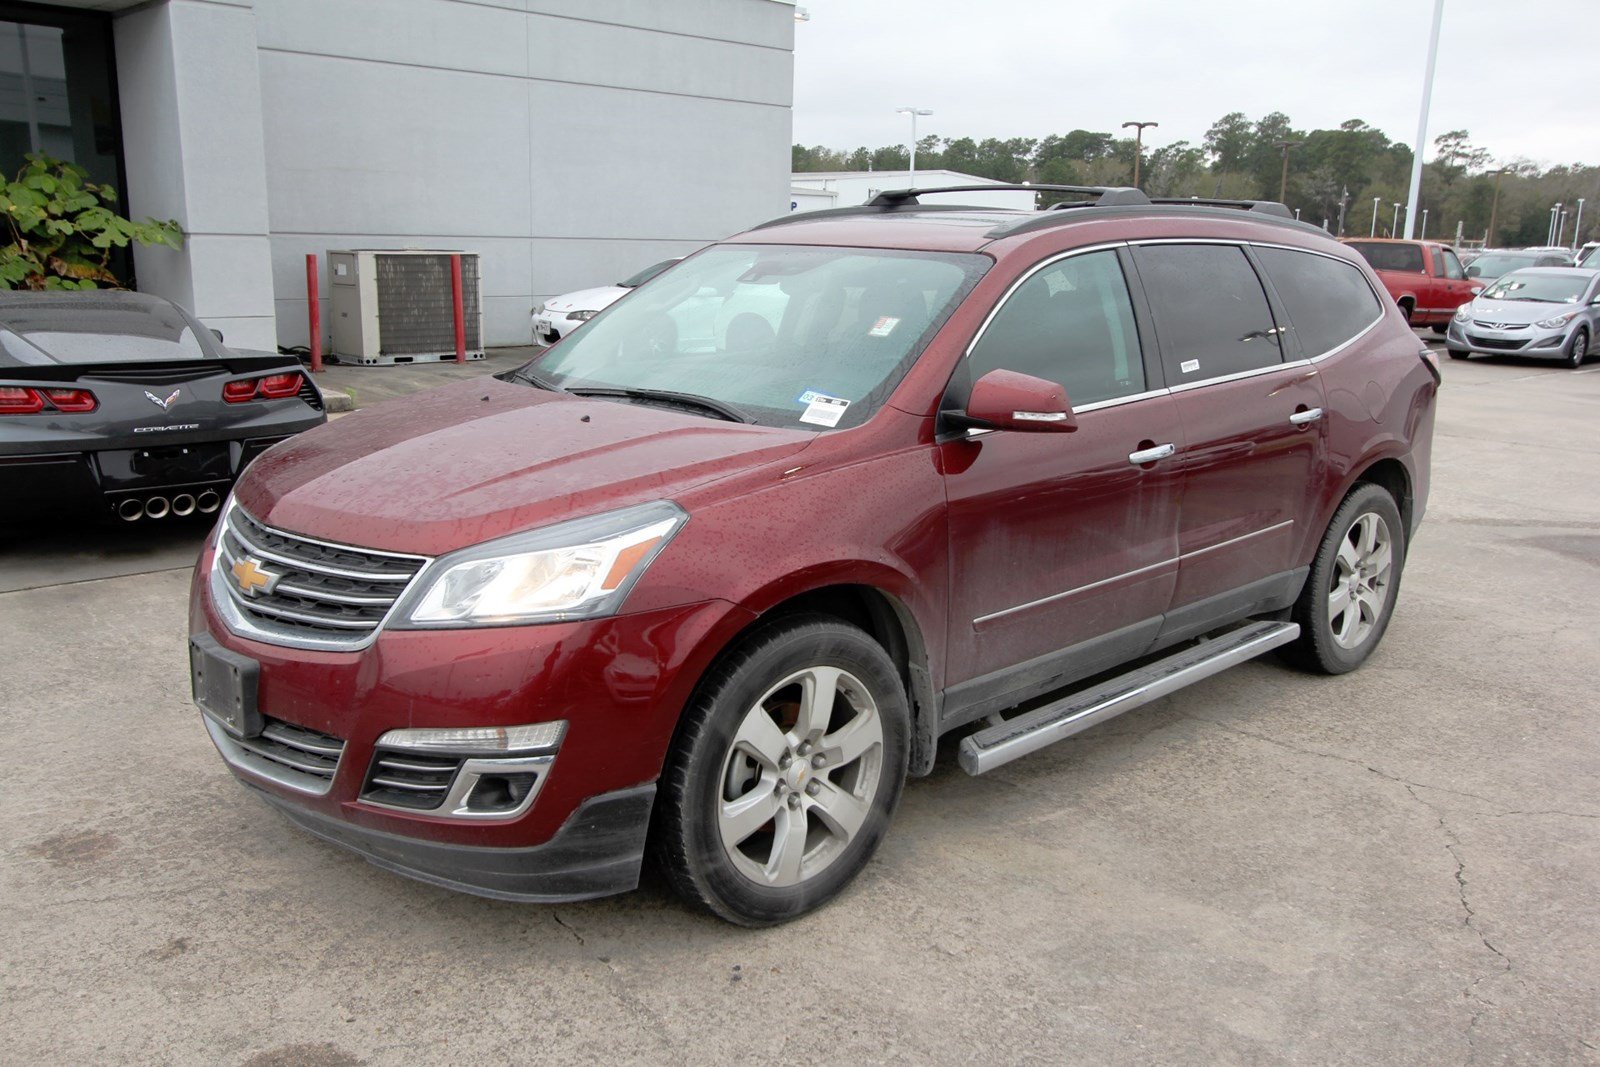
43, 388, 97, 413
0, 386, 98, 414
225, 372, 305, 403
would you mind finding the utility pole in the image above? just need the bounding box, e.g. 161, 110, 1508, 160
1485, 168, 1505, 248
1274, 140, 1302, 204
1337, 185, 1349, 236
1122, 120, 1158, 188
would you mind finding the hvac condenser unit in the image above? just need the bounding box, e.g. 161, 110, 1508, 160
328, 249, 486, 365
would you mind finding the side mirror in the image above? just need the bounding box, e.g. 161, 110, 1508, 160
1465, 265, 1480, 278
958, 368, 1077, 433
209, 328, 225, 343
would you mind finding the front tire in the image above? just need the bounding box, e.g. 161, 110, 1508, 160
1566, 327, 1589, 369
1447, 348, 1470, 361
1284, 484, 1406, 674
651, 615, 909, 926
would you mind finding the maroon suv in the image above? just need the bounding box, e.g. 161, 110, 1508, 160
190, 186, 1437, 925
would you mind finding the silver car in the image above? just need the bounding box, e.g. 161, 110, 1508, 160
1446, 267, 1600, 368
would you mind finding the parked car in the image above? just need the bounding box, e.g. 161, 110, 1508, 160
531, 258, 682, 344
191, 186, 1436, 926
1445, 267, 1600, 367
1, 290, 325, 524
1340, 238, 1482, 330
1463, 248, 1575, 284
1577, 243, 1600, 270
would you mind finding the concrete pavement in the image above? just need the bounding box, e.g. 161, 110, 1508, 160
2, 347, 1597, 1064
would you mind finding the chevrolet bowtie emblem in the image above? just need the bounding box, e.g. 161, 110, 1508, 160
231, 557, 280, 597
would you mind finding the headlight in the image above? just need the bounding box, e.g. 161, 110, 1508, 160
532, 303, 545, 316
1453, 305, 1472, 321
1534, 310, 1580, 329
397, 500, 686, 627
568, 309, 599, 322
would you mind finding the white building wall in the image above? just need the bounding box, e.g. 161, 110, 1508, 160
790, 170, 1035, 213
115, 0, 794, 350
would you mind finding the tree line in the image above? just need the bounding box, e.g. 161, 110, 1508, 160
793, 112, 1599, 248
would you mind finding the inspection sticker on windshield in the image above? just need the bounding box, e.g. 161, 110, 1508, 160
798, 392, 850, 427
868, 316, 901, 338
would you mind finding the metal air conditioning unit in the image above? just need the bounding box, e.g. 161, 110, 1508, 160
328, 249, 486, 365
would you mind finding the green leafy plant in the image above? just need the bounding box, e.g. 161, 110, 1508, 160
0, 153, 182, 291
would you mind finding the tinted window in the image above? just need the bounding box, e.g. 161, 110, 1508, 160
966, 250, 1145, 406
1132, 244, 1283, 382
1256, 248, 1383, 357
1345, 242, 1426, 273
1441, 249, 1466, 280
0, 294, 215, 366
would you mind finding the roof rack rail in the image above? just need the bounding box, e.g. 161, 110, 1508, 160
1144, 196, 1295, 220
868, 184, 1150, 208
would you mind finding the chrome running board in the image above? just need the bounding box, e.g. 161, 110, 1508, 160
958, 620, 1300, 776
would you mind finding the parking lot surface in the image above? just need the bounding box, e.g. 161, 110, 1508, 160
3, 346, 1597, 1064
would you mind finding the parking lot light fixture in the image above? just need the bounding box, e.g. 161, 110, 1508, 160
1485, 169, 1505, 247
1121, 121, 1159, 188
1392, 202, 1402, 237
895, 107, 933, 187
1420, 208, 1428, 239
1371, 196, 1381, 238
1573, 198, 1586, 250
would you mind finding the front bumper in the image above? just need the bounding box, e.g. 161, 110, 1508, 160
531, 311, 587, 344
1446, 319, 1572, 358
190, 534, 753, 900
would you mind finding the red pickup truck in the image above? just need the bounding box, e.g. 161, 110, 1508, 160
1341, 239, 1483, 331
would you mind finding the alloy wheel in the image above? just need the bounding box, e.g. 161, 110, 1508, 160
1328, 512, 1393, 649
717, 665, 884, 888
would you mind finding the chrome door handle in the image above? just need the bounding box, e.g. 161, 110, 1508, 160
1289, 407, 1324, 426
1128, 443, 1176, 465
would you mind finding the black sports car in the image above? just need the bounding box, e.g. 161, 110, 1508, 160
0, 290, 325, 523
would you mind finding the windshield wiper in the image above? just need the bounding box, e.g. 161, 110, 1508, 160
566, 386, 754, 424
506, 365, 564, 391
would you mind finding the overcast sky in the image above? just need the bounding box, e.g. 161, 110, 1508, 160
791, 0, 1598, 168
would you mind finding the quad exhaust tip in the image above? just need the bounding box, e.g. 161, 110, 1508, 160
116, 498, 144, 522
144, 496, 170, 520
197, 491, 222, 515
170, 493, 197, 518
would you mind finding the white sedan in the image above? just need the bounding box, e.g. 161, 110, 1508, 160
531, 259, 680, 345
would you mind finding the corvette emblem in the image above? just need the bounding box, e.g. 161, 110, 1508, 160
145, 387, 181, 410
230, 557, 281, 597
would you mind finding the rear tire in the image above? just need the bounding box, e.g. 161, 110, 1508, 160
1283, 484, 1406, 675
1430, 324, 1448, 335
1566, 327, 1588, 369
651, 615, 909, 926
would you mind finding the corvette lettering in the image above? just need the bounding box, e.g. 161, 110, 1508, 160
133, 423, 201, 433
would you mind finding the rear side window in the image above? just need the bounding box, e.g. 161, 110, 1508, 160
1345, 242, 1426, 273
966, 249, 1145, 406
1255, 247, 1383, 358
1131, 244, 1283, 383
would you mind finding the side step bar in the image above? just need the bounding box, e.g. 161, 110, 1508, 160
958, 621, 1300, 776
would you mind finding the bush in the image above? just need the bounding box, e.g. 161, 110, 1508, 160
0, 153, 182, 291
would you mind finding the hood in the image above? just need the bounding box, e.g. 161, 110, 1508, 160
542, 285, 628, 314
1464, 300, 1573, 325
235, 378, 814, 555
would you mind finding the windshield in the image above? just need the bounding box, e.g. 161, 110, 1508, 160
1467, 253, 1540, 281
1345, 242, 1425, 273
1481, 273, 1588, 304
1580, 248, 1600, 270
525, 244, 989, 431
618, 259, 679, 288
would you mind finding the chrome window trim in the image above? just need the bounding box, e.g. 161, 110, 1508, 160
1167, 358, 1314, 394
973, 520, 1295, 626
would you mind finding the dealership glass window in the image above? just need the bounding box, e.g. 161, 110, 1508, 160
1255, 247, 1383, 357
1132, 244, 1285, 382
0, 9, 123, 196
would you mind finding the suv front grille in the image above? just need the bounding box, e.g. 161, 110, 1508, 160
216, 504, 429, 649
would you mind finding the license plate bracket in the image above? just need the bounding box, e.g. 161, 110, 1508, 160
190, 632, 262, 739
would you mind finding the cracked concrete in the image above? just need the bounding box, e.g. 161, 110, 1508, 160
2, 348, 1599, 1064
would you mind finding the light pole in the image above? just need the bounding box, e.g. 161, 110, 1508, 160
1403, 0, 1445, 238
895, 107, 933, 188
1548, 203, 1561, 246
1121, 120, 1158, 188
1371, 196, 1381, 237
1420, 208, 1428, 239
1556, 206, 1570, 247
1485, 169, 1505, 248
1573, 198, 1586, 250
1274, 139, 1302, 203
1392, 202, 1402, 237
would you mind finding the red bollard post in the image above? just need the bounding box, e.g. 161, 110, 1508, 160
450, 253, 466, 364
305, 253, 323, 373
